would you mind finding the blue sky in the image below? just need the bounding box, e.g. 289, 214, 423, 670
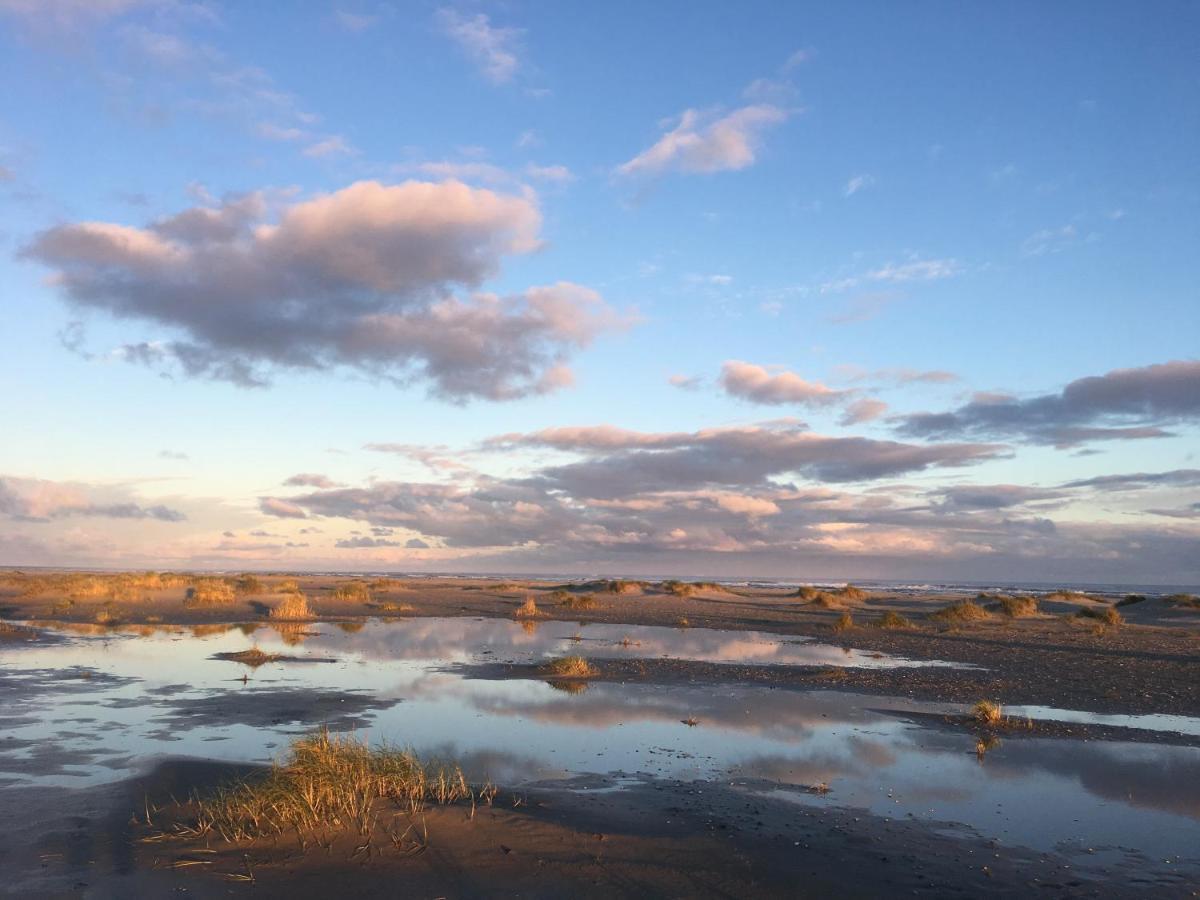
0, 1, 1197, 583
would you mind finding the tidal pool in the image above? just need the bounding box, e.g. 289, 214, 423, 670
2, 617, 1198, 875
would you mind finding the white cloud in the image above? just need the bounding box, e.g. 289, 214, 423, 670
719, 360, 852, 407
436, 8, 521, 84
617, 105, 790, 177
843, 174, 875, 197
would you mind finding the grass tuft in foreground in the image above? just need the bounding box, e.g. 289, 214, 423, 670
188, 729, 483, 842
185, 578, 237, 607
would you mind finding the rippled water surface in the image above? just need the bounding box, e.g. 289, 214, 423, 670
2, 617, 1198, 872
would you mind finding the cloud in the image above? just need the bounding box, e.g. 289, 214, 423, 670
335, 536, 401, 548
616, 105, 790, 177
0, 0, 151, 31
158, 449, 189, 460
259, 497, 308, 518
1061, 469, 1200, 491
0, 475, 185, 521
840, 398, 888, 425
24, 179, 629, 401
820, 258, 960, 294
897, 360, 1200, 447
406, 537, 430, 549
303, 135, 355, 158
523, 163, 574, 184
719, 360, 851, 407
931, 484, 1066, 511
284, 473, 338, 489
668, 374, 703, 391
843, 174, 874, 197
436, 8, 520, 84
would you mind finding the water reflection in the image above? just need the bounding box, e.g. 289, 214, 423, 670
0, 618, 1197, 872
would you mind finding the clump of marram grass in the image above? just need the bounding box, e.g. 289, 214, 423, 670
189, 729, 481, 842
376, 600, 415, 613
514, 596, 540, 618
675, 616, 691, 629
275, 578, 301, 594
659, 580, 725, 597
185, 578, 237, 607
1045, 589, 1102, 602
832, 611, 854, 633
331, 581, 372, 603
1165, 593, 1200, 609
929, 599, 992, 624
486, 581, 523, 592
1076, 606, 1123, 626
1116, 594, 1147, 607
972, 700, 1004, 726
876, 610, 913, 630
797, 584, 868, 606
557, 592, 596, 610
993, 595, 1039, 618
270, 591, 314, 620
232, 574, 264, 594
541, 655, 598, 678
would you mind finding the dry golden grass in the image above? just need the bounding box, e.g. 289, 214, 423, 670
832, 611, 854, 633
187, 729, 483, 842
876, 610, 913, 630
929, 599, 992, 624
972, 699, 1003, 726
797, 584, 868, 606
1165, 593, 1200, 609
1045, 589, 1102, 602
270, 591, 314, 620
275, 578, 301, 594
332, 581, 373, 603
15, 571, 189, 604
514, 596, 540, 618
376, 600, 415, 613
541, 655, 598, 678
556, 592, 596, 610
185, 578, 237, 607
992, 595, 1039, 618
1076, 606, 1123, 626
675, 616, 690, 629
232, 574, 264, 594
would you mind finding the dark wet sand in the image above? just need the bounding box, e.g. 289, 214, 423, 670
4, 573, 1199, 897
7, 759, 1194, 899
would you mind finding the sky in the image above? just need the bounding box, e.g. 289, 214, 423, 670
0, 1, 1197, 585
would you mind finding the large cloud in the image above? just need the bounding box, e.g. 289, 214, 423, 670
718, 360, 852, 407
617, 105, 789, 177
0, 475, 185, 521
24, 180, 627, 400
896, 360, 1200, 447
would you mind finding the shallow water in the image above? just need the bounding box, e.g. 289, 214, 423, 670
2, 617, 1198, 872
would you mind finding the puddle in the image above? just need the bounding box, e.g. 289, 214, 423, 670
1, 617, 1197, 874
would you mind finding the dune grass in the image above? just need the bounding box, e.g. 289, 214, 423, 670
270, 591, 314, 620
1075, 606, 1123, 626
659, 580, 725, 597
1165, 593, 1200, 609
15, 571, 189, 603
832, 611, 854, 633
797, 584, 868, 607
185, 578, 237, 607
1045, 589, 1102, 603
188, 729, 482, 842
332, 581, 373, 603
541, 655, 598, 678
929, 599, 992, 624
876, 610, 913, 630
972, 699, 1003, 726
232, 575, 264, 595
514, 596, 541, 618
555, 591, 596, 610
992, 595, 1039, 618
1116, 594, 1147, 607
